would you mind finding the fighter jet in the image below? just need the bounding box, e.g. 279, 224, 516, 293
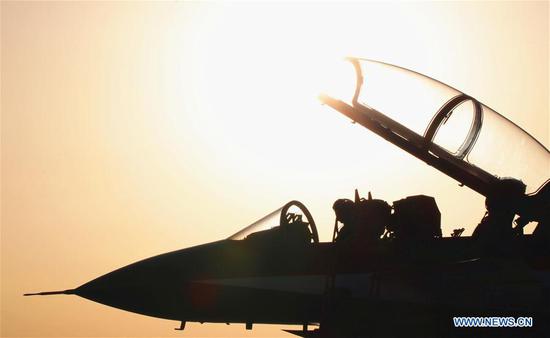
26, 58, 549, 337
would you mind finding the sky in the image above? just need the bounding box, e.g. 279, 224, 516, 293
1, 1, 548, 337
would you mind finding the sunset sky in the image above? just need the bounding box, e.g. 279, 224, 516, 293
2, 1, 548, 337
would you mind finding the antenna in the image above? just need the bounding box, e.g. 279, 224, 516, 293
24, 289, 75, 296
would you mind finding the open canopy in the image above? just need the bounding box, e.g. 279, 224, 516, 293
322, 58, 549, 195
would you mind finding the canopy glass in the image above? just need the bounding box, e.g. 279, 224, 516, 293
325, 58, 549, 194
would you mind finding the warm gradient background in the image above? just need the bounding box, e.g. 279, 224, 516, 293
2, 1, 548, 337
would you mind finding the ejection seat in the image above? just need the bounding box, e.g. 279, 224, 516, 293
332, 191, 392, 244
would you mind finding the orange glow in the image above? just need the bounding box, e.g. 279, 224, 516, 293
2, 2, 548, 337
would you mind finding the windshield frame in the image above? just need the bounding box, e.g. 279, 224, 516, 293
228, 200, 319, 243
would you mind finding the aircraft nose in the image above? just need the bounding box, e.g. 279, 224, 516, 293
70, 241, 231, 321
74, 254, 186, 319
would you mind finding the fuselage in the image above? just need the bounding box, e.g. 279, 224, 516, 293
72, 235, 550, 327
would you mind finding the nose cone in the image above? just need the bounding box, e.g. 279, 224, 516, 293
75, 251, 189, 320
71, 240, 246, 322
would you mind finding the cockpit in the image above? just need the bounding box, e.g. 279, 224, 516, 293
227, 193, 442, 245
229, 59, 549, 246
